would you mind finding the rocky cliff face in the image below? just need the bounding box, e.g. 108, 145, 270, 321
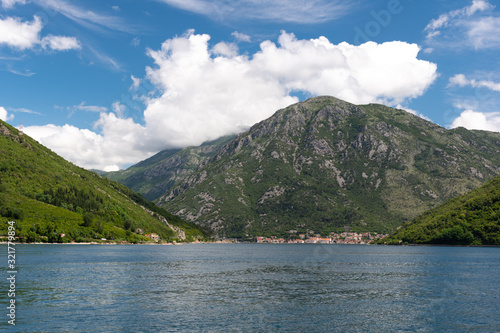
113, 96, 500, 238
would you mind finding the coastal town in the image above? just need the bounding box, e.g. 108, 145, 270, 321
255, 232, 388, 245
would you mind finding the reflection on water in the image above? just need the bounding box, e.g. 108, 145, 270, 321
1, 244, 499, 332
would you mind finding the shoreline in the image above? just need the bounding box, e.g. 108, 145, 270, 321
0, 240, 234, 245
1, 241, 498, 247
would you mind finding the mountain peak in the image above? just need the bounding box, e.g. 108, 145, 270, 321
108, 97, 500, 238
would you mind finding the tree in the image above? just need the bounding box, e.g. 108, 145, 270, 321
82, 213, 93, 227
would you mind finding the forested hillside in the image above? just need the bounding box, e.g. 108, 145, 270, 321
379, 174, 500, 245
0, 120, 208, 243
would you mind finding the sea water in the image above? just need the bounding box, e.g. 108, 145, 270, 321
1, 244, 499, 332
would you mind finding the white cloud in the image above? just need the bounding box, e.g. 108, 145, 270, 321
143, 32, 298, 149
449, 74, 469, 87
1, 0, 26, 9
3, 0, 128, 67
157, 0, 353, 24
143, 31, 436, 150
7, 107, 43, 115
450, 109, 500, 132
254, 32, 437, 105
7, 68, 35, 77
396, 105, 431, 121
0, 107, 14, 121
425, 0, 494, 33
467, 0, 494, 15
112, 101, 126, 117
231, 31, 251, 43
449, 74, 500, 92
466, 16, 500, 49
41, 35, 81, 51
24, 113, 153, 170
130, 75, 142, 90
0, 15, 81, 52
26, 31, 438, 169
211, 41, 238, 57
130, 37, 141, 47
425, 0, 499, 49
0, 16, 42, 50
130, 75, 141, 90
71, 102, 108, 113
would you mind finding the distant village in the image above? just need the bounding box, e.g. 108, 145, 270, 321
255, 232, 388, 245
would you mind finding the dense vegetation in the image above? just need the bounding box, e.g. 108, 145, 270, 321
379, 174, 500, 245
0, 120, 209, 243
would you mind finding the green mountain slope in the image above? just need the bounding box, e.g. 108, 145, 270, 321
152, 96, 500, 238
379, 174, 500, 245
106, 135, 235, 201
0, 120, 208, 243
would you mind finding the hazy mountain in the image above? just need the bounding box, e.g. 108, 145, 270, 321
106, 136, 235, 201
0, 120, 208, 243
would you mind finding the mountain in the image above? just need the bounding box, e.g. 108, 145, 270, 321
378, 173, 500, 245
106, 135, 234, 201
0, 120, 208, 243
110, 96, 500, 239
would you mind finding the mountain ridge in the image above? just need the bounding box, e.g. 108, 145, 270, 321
108, 96, 500, 238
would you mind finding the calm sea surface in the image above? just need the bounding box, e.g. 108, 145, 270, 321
1, 244, 499, 332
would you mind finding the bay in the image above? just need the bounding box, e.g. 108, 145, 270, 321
1, 244, 499, 332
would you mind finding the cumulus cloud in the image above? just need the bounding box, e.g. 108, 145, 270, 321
0, 106, 14, 121
26, 31, 438, 170
0, 15, 80, 51
41, 35, 81, 51
449, 74, 500, 92
24, 113, 152, 171
211, 41, 239, 57
250, 33, 437, 106
143, 31, 298, 149
0, 16, 43, 50
425, 0, 499, 49
231, 31, 251, 43
450, 109, 500, 132
448, 74, 500, 133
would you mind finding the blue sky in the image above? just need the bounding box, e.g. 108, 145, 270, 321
1, 0, 500, 170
